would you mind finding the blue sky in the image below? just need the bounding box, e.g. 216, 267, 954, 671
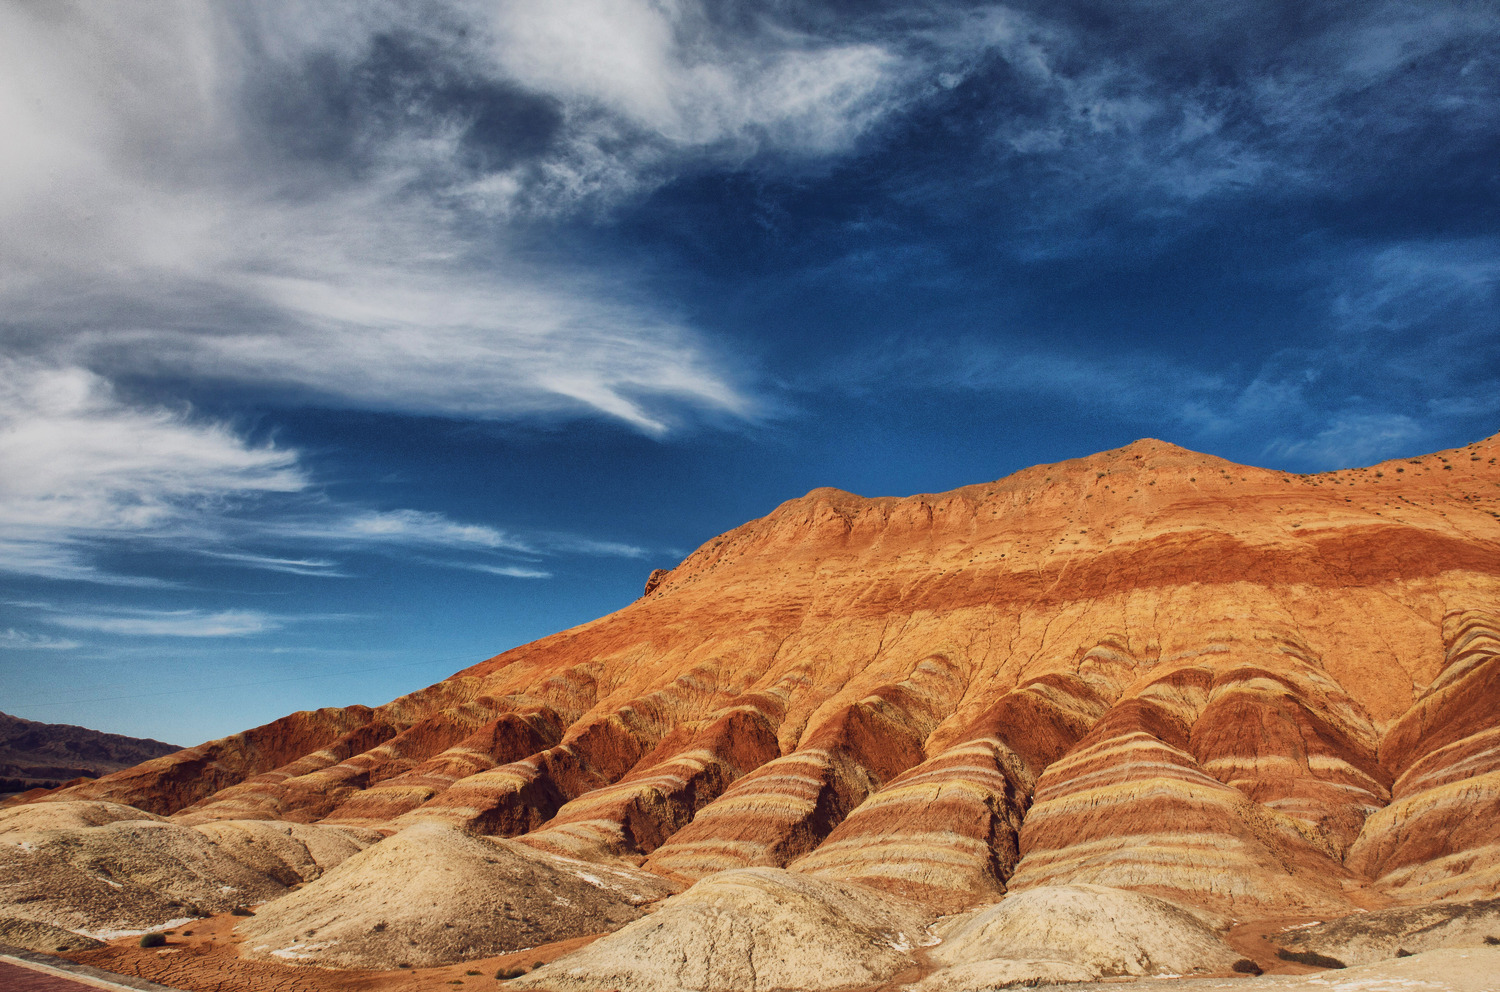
1, 1, 1497, 746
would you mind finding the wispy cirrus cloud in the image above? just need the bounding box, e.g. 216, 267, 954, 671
0, 629, 81, 651
0, 359, 304, 582
264, 509, 531, 553
35, 606, 283, 639
823, 232, 1500, 471
460, 563, 553, 580
0, 360, 654, 584
197, 551, 346, 577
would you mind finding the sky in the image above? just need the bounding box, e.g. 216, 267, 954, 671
1, 0, 1498, 747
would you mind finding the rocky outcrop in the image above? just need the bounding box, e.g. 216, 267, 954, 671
318, 706, 565, 828
1010, 663, 1366, 917
644, 662, 957, 882
790, 673, 1100, 911
519, 696, 784, 862
44, 706, 384, 816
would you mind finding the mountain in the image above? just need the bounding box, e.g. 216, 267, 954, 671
4, 435, 1500, 989
0, 711, 180, 793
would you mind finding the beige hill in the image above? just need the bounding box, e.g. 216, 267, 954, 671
511, 867, 932, 992
929, 883, 1243, 978
238, 821, 675, 969
1274, 896, 1500, 967
0, 800, 376, 937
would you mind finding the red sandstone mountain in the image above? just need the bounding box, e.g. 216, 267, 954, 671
7, 435, 1500, 987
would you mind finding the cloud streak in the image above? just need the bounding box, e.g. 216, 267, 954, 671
0, 629, 81, 651
0, 360, 662, 584
42, 607, 282, 639
0, 359, 304, 582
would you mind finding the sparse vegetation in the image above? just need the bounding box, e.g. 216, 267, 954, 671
139, 933, 166, 948
230, 906, 254, 916
1485, 935, 1500, 945
467, 970, 482, 976
1395, 948, 1412, 957
1276, 948, 1345, 969
496, 966, 527, 980
1231, 958, 1262, 975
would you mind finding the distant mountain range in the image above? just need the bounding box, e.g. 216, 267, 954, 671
0, 711, 180, 793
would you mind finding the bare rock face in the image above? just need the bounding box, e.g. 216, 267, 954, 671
511, 867, 931, 992
1346, 611, 1500, 902
1009, 665, 1366, 918
9, 434, 1500, 978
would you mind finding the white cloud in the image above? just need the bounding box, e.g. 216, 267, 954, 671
0, 359, 648, 583
0, 361, 304, 534
0, 629, 81, 651
265, 509, 530, 552
44, 607, 281, 638
1263, 413, 1424, 468
0, 1, 786, 435
545, 536, 650, 559
0, 359, 304, 581
485, 0, 898, 155
462, 563, 553, 580
197, 551, 346, 577
1331, 240, 1500, 338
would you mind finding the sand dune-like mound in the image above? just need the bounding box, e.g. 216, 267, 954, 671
929, 884, 1242, 979
512, 867, 932, 992
190, 819, 383, 886
0, 801, 376, 936
0, 799, 166, 833
1275, 896, 1500, 967
238, 821, 675, 969
0, 915, 104, 954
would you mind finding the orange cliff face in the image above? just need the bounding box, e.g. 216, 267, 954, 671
27, 434, 1500, 919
